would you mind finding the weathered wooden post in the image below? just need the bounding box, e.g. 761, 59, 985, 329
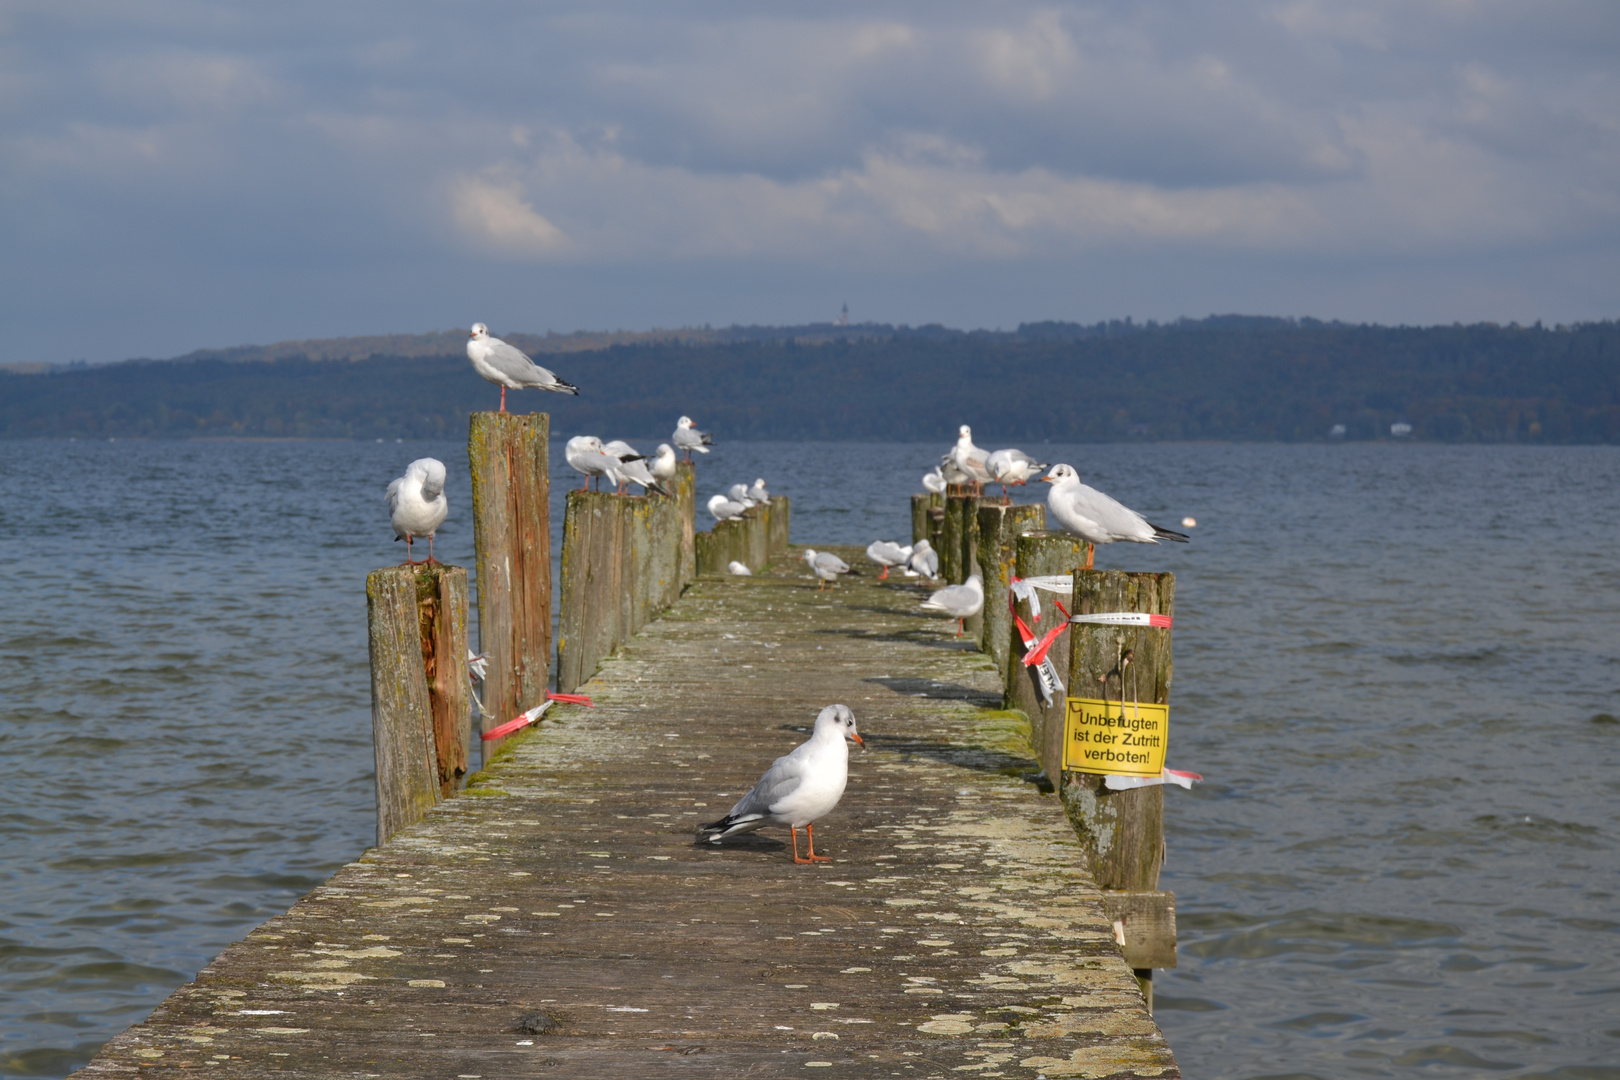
939, 492, 979, 584
1006, 532, 1089, 777
468, 413, 551, 759
367, 563, 471, 846
675, 462, 697, 589
558, 489, 627, 695
765, 496, 792, 556
975, 503, 1044, 670
911, 492, 943, 545
1061, 568, 1176, 1007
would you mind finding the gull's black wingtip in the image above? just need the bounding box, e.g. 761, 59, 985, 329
1150, 523, 1192, 543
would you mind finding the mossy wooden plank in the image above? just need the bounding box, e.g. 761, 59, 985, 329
366, 566, 441, 846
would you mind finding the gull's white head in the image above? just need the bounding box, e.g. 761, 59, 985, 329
656, 443, 675, 458
754, 477, 766, 487
677, 416, 694, 428
802, 549, 817, 561
470, 323, 489, 340
913, 538, 932, 554
814, 703, 864, 748
958, 424, 972, 439
1042, 464, 1078, 485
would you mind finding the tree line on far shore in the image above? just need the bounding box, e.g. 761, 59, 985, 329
3, 316, 1616, 443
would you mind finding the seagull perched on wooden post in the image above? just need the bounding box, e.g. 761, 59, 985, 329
673, 416, 713, 461
950, 425, 993, 493
1041, 463, 1189, 569
698, 705, 864, 864
986, 448, 1050, 503
386, 458, 449, 565
467, 323, 579, 412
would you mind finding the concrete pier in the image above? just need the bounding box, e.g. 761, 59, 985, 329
73, 548, 1178, 1080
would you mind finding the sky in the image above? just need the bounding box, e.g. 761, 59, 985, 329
2, 1, 1618, 364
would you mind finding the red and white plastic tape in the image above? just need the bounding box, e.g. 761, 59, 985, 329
1103, 767, 1203, 790
1070, 612, 1173, 628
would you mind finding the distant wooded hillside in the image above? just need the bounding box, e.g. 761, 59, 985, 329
3, 317, 1616, 442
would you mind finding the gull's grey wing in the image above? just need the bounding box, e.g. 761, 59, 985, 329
728, 751, 805, 818
1071, 483, 1153, 540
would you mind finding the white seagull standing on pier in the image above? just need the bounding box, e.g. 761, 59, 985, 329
728, 482, 757, 508
865, 540, 911, 580
746, 478, 770, 505
386, 458, 449, 565
467, 324, 579, 412
673, 416, 713, 460
1041, 463, 1190, 569
802, 549, 851, 589
920, 571, 984, 637
698, 704, 864, 864
922, 466, 947, 494
907, 538, 939, 579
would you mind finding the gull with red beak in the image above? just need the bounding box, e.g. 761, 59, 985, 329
1041, 463, 1189, 569
467, 323, 579, 412
698, 705, 864, 864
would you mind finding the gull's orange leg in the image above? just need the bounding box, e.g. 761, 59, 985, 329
1083, 546, 1095, 570
499, 386, 507, 412
796, 823, 831, 863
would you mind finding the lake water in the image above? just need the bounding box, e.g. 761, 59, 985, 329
0, 439, 1616, 1079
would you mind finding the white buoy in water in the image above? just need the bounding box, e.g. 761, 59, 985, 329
1181, 517, 1197, 528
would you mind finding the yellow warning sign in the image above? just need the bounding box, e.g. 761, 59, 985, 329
1063, 697, 1168, 777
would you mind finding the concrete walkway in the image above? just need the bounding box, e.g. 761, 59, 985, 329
75, 548, 1179, 1080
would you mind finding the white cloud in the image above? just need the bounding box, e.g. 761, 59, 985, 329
450, 176, 572, 258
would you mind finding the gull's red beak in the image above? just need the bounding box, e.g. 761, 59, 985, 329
851, 732, 866, 749
1040, 475, 1057, 483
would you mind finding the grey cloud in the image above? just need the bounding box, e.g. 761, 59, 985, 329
0, 0, 1616, 363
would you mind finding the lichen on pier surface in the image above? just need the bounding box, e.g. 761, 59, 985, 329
71, 545, 1177, 1080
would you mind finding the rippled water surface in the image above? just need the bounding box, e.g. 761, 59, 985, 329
0, 439, 1616, 1079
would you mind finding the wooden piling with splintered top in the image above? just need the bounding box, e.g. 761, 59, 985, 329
975, 502, 1044, 672
468, 412, 551, 757
367, 563, 470, 847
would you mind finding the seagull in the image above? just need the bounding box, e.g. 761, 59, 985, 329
650, 444, 679, 487
602, 440, 646, 494
617, 455, 670, 496
673, 416, 713, 461
728, 482, 757, 508
939, 453, 972, 488
922, 466, 946, 494
865, 540, 912, 580
727, 560, 752, 576
708, 493, 748, 521
564, 436, 625, 492
747, 478, 770, 505
467, 323, 579, 412
950, 426, 993, 492
386, 458, 449, 565
986, 448, 1050, 503
802, 549, 851, 590
1041, 463, 1190, 569
698, 704, 864, 863
907, 538, 939, 580
920, 571, 984, 637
